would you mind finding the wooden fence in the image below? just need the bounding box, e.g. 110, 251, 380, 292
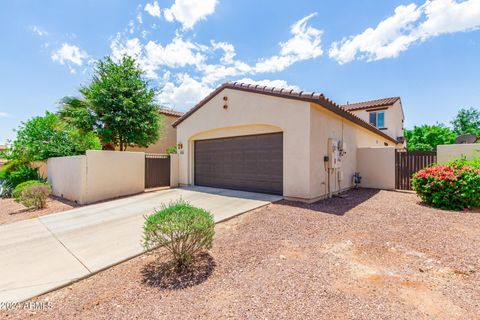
395, 150, 437, 190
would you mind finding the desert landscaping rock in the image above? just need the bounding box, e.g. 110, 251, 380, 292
2, 189, 479, 319
0, 196, 77, 225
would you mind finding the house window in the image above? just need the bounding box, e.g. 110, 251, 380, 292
369, 111, 385, 128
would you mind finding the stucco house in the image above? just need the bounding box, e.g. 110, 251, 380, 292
341, 97, 405, 147
172, 82, 405, 203
127, 108, 183, 154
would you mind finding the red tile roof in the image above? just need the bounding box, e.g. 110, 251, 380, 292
340, 97, 400, 111
159, 108, 184, 117
172, 82, 398, 143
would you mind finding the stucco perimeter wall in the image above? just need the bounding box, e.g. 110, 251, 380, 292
48, 151, 145, 204
356, 147, 395, 190
48, 155, 87, 204
84, 150, 145, 204
175, 88, 312, 200
309, 105, 395, 200
437, 144, 480, 163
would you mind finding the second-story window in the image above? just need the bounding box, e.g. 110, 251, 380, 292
369, 111, 385, 128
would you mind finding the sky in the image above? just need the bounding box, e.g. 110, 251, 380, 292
1, 0, 480, 143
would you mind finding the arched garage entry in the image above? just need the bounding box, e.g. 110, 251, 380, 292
191, 126, 283, 195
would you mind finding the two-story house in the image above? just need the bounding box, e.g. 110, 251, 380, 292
340, 97, 405, 148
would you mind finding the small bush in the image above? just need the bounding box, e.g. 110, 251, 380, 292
166, 145, 177, 154
0, 161, 40, 197
143, 200, 215, 269
13, 180, 48, 201
17, 184, 52, 209
412, 160, 480, 210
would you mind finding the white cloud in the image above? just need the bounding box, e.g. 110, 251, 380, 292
254, 13, 323, 73
163, 0, 218, 29
144, 1, 161, 17
32, 26, 48, 37
144, 37, 207, 69
234, 78, 299, 90
0, 112, 8, 117
51, 43, 87, 66
157, 73, 212, 109
329, 0, 480, 64
110, 36, 143, 60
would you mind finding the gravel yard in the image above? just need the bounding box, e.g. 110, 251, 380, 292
2, 189, 479, 319
0, 197, 78, 225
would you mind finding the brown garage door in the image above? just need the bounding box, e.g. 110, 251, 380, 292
194, 133, 283, 195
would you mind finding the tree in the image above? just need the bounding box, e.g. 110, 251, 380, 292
59, 56, 163, 151
9, 112, 101, 161
451, 107, 480, 136
404, 124, 456, 152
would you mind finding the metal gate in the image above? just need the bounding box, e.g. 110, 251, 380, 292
395, 150, 437, 190
145, 154, 170, 188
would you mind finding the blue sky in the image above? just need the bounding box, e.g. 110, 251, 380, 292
1, 0, 480, 143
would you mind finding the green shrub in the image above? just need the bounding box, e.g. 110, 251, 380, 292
17, 184, 52, 209
143, 200, 215, 269
412, 160, 480, 210
13, 180, 48, 201
0, 161, 40, 197
166, 145, 177, 154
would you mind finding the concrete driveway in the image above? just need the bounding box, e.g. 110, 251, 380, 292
0, 187, 281, 303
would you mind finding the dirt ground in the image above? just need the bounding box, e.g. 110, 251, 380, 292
0, 196, 78, 225
2, 189, 479, 319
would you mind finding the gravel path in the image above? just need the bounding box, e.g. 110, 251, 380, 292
0, 197, 78, 225
2, 189, 479, 319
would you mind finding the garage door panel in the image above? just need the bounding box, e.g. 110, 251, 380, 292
194, 133, 283, 195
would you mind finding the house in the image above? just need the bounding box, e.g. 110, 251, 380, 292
172, 82, 404, 203
127, 108, 183, 154
0, 145, 7, 167
341, 97, 405, 147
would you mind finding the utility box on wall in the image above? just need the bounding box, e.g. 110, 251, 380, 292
327, 138, 342, 168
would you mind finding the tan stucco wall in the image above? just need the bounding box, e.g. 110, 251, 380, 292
308, 104, 395, 200
176, 88, 311, 199
84, 150, 145, 203
176, 88, 396, 201
48, 150, 145, 204
437, 144, 480, 163
125, 114, 179, 154
31, 161, 48, 179
349, 100, 404, 148
357, 147, 395, 190
170, 153, 179, 187
48, 155, 87, 203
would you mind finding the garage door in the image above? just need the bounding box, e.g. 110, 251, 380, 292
194, 133, 283, 195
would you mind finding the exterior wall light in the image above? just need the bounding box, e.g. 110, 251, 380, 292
177, 143, 183, 150
223, 96, 228, 109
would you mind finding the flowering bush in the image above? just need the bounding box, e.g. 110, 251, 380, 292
412, 159, 480, 210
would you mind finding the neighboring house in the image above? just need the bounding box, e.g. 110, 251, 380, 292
0, 145, 7, 167
127, 108, 183, 154
341, 97, 405, 147
173, 82, 403, 203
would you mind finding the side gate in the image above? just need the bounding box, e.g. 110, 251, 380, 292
395, 150, 437, 190
145, 154, 170, 188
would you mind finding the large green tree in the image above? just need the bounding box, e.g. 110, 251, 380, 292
451, 107, 480, 137
9, 112, 101, 161
404, 124, 456, 152
59, 56, 163, 151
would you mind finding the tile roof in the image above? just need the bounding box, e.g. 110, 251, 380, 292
172, 81, 398, 143
340, 97, 400, 111
159, 108, 184, 117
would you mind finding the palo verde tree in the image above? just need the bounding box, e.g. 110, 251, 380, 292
59, 56, 163, 151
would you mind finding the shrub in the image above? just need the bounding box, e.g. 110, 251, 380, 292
166, 145, 177, 154
412, 160, 480, 210
16, 184, 52, 209
143, 200, 215, 269
0, 161, 40, 197
13, 180, 48, 201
